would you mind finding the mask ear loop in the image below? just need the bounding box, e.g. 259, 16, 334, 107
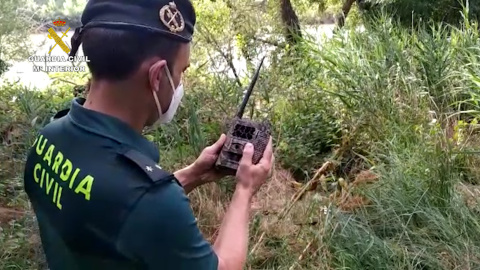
153, 64, 175, 121
164, 64, 176, 93
152, 87, 163, 119
152, 66, 167, 120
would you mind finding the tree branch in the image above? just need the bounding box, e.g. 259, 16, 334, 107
252, 36, 285, 48
197, 26, 243, 89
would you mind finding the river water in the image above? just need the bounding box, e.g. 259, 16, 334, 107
1, 24, 335, 91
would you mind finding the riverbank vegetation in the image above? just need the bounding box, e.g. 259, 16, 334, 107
2, 0, 480, 269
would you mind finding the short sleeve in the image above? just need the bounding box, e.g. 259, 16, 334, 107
116, 180, 219, 270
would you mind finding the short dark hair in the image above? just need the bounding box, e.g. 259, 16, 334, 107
81, 28, 182, 81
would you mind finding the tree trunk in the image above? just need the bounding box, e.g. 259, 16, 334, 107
280, 0, 302, 45
335, 0, 356, 29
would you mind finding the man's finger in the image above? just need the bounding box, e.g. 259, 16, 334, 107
259, 136, 273, 165
239, 143, 254, 167
207, 134, 226, 153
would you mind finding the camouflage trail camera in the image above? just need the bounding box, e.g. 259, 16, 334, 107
215, 56, 271, 175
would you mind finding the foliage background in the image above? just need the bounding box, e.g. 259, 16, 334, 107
1, 0, 480, 269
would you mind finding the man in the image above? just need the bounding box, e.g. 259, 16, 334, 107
23, 0, 274, 269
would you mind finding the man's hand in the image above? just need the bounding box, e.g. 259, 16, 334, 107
235, 136, 274, 196
191, 133, 227, 183
212, 136, 274, 270
174, 134, 227, 194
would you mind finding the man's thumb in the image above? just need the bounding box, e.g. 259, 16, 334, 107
215, 134, 227, 147
207, 134, 226, 153
240, 143, 254, 166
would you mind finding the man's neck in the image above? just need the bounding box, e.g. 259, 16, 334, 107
83, 80, 147, 133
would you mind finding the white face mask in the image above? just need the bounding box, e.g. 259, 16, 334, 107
152, 65, 184, 125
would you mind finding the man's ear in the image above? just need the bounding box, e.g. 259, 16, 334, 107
148, 60, 167, 92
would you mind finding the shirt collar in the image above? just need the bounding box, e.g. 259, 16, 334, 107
66, 97, 160, 163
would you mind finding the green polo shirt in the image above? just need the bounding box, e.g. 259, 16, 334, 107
23, 98, 218, 270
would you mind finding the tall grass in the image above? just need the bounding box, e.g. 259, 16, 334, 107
268, 12, 480, 270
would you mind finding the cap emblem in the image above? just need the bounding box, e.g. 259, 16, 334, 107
159, 2, 185, 33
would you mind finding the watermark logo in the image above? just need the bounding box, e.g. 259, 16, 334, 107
48, 19, 70, 55
29, 18, 89, 73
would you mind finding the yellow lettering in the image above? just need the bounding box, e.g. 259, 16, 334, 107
43, 145, 55, 167
75, 175, 94, 201
46, 173, 54, 195
56, 186, 63, 210
60, 159, 73, 181
69, 168, 80, 189
53, 182, 58, 204
52, 151, 64, 174
36, 135, 47, 156
33, 162, 64, 211
40, 168, 45, 188
34, 163, 41, 183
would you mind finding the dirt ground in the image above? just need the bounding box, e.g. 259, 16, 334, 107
0, 206, 24, 224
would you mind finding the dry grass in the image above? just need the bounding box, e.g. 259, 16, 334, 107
188, 162, 382, 269
190, 182, 228, 242
0, 207, 24, 224
456, 183, 480, 212
189, 166, 332, 269
190, 167, 300, 242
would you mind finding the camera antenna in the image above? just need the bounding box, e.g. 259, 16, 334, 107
235, 56, 266, 118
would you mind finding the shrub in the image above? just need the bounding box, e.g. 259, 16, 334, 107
273, 92, 342, 180
361, 0, 480, 27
